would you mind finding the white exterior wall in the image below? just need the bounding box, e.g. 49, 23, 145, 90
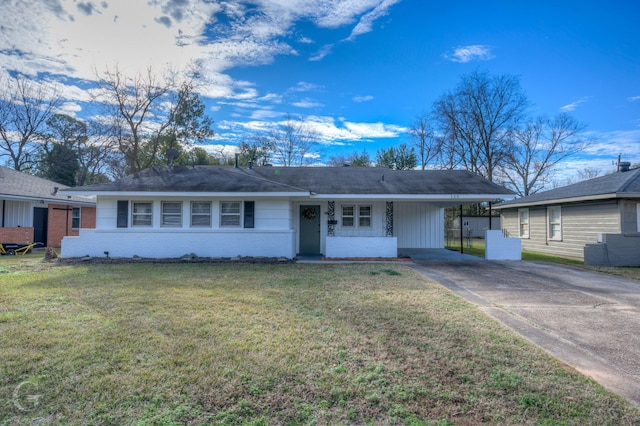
62, 228, 295, 258
394, 202, 444, 248
63, 197, 295, 258
485, 230, 521, 260
326, 236, 397, 258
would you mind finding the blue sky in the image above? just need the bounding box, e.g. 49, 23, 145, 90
1, 0, 639, 178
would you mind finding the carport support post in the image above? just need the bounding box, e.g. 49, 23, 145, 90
460, 204, 463, 254
488, 201, 492, 230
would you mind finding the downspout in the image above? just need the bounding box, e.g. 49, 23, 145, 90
460, 204, 464, 254
2, 200, 5, 227
545, 206, 548, 245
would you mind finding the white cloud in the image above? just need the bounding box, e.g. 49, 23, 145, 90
0, 0, 397, 105
216, 114, 406, 145
353, 95, 374, 103
310, 44, 334, 62
344, 0, 401, 41
444, 45, 495, 63
628, 96, 640, 102
560, 96, 590, 112
292, 98, 324, 108
288, 82, 322, 93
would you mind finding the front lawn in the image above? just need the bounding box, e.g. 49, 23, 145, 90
1, 258, 639, 424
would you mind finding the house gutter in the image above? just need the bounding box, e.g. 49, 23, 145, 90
0, 194, 95, 206
493, 192, 638, 209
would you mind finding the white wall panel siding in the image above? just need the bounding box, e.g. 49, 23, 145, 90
62, 229, 296, 258
334, 201, 386, 237
2, 200, 33, 227
395, 202, 444, 248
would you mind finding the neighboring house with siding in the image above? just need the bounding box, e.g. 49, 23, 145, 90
61, 165, 512, 259
494, 165, 640, 265
0, 166, 96, 248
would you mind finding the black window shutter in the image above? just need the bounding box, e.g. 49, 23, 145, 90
244, 201, 255, 228
117, 200, 128, 228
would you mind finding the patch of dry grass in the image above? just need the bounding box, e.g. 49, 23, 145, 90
1, 257, 639, 424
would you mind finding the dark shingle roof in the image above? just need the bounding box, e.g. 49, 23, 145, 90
496, 167, 640, 208
63, 165, 513, 197
63, 166, 308, 193
252, 167, 511, 195
0, 166, 94, 205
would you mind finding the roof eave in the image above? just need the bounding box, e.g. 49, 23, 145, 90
311, 193, 514, 201
63, 190, 310, 198
1, 193, 95, 206
493, 192, 630, 209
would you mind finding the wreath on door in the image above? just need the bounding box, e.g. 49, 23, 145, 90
302, 207, 317, 220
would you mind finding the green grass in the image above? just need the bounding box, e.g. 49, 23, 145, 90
445, 238, 640, 281
1, 257, 639, 424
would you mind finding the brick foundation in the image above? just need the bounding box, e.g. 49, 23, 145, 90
0, 227, 34, 244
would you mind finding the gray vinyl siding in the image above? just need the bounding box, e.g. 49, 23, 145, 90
500, 200, 622, 260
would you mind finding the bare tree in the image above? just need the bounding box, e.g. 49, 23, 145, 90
267, 114, 318, 166
499, 113, 588, 196
0, 74, 61, 171
94, 66, 175, 174
432, 70, 528, 181
408, 112, 441, 170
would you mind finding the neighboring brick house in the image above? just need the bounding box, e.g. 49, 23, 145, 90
0, 166, 96, 248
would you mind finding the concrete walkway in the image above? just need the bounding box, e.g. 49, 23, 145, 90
411, 259, 640, 407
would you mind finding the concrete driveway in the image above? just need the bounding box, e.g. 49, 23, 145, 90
410, 259, 640, 407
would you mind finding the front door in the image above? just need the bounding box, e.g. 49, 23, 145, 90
33, 207, 48, 245
299, 205, 321, 255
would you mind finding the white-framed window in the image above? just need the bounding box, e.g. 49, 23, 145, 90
359, 205, 372, 227
191, 202, 211, 227
161, 201, 182, 227
220, 201, 241, 227
341, 205, 355, 227
72, 207, 81, 229
518, 208, 529, 238
132, 202, 153, 227
548, 206, 562, 240
341, 204, 372, 228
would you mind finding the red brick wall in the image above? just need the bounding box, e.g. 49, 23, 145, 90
81, 206, 96, 229
0, 227, 34, 244
47, 205, 96, 247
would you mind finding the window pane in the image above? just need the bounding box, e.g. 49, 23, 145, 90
133, 203, 152, 214
342, 217, 354, 227
342, 206, 354, 216
132, 215, 152, 226
221, 215, 240, 226
192, 215, 211, 227
191, 202, 211, 227
163, 202, 182, 214
359, 206, 371, 216
132, 202, 152, 226
72, 207, 80, 229
222, 202, 240, 214
192, 202, 211, 214
359, 217, 371, 227
162, 202, 182, 227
